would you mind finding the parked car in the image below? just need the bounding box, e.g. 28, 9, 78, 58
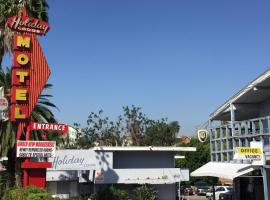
208, 186, 232, 200
206, 186, 222, 199
197, 186, 209, 196
183, 186, 193, 195
219, 190, 234, 200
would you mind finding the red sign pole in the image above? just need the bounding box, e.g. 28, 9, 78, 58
23, 124, 31, 187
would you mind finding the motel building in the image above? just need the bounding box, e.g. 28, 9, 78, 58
192, 69, 270, 200
46, 146, 196, 200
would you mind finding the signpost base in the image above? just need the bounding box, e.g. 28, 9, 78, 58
22, 161, 52, 188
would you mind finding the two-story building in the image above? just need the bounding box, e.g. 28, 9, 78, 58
192, 69, 270, 200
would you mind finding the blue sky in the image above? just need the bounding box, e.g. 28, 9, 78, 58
3, 0, 270, 135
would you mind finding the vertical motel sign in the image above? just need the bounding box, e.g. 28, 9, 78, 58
6, 9, 51, 139
6, 7, 51, 188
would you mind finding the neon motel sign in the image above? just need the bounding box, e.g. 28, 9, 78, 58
10, 35, 32, 121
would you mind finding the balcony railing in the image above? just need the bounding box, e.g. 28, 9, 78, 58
210, 116, 270, 162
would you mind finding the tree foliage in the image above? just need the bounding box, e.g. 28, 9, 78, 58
94, 186, 129, 200
0, 0, 49, 65
1, 186, 61, 200
176, 136, 213, 185
73, 105, 180, 148
134, 184, 158, 200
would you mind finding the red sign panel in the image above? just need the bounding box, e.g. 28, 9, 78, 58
30, 122, 68, 133
6, 16, 50, 35
29, 35, 51, 116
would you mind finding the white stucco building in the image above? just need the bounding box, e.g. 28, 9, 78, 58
46, 146, 196, 200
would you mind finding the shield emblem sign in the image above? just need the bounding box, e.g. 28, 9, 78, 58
197, 130, 208, 143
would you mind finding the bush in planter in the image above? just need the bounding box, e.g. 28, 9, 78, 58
95, 186, 129, 200
134, 184, 158, 200
2, 186, 58, 200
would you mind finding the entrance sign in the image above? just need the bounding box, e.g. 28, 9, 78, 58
30, 122, 68, 133
6, 16, 50, 35
197, 129, 208, 143
17, 140, 56, 158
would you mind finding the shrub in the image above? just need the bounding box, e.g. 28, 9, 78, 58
0, 171, 13, 197
134, 184, 158, 200
2, 186, 55, 200
96, 186, 129, 200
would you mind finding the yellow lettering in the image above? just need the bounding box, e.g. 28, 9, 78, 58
16, 53, 29, 65
16, 71, 29, 83
15, 107, 26, 119
15, 89, 28, 101
16, 35, 31, 48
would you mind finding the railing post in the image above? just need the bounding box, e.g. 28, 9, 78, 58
215, 129, 218, 162
226, 126, 230, 162
230, 103, 236, 150
209, 120, 213, 162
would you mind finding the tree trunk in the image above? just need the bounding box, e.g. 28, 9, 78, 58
7, 147, 22, 187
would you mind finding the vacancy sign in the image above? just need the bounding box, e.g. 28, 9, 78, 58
30, 122, 68, 133
234, 141, 264, 165
17, 140, 56, 158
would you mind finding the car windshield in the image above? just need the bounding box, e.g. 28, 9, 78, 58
227, 187, 233, 191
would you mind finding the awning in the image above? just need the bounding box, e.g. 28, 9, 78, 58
191, 162, 256, 180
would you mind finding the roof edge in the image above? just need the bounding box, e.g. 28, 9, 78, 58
210, 68, 270, 120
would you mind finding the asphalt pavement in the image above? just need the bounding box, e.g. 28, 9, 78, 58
181, 195, 207, 200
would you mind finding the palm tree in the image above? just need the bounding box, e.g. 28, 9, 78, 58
0, 68, 58, 187
0, 0, 49, 65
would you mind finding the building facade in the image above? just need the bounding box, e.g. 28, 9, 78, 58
192, 69, 270, 200
46, 146, 195, 200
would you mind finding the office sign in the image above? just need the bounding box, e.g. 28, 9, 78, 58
234, 141, 264, 165
234, 147, 262, 160
17, 140, 55, 158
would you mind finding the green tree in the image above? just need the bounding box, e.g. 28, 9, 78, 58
0, 68, 58, 187
75, 110, 124, 148
122, 105, 154, 145
143, 120, 180, 146
0, 0, 49, 65
175, 136, 212, 185
75, 105, 179, 147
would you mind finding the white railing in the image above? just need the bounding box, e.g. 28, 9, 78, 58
210, 116, 270, 162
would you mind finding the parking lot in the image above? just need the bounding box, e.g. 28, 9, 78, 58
181, 195, 207, 200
